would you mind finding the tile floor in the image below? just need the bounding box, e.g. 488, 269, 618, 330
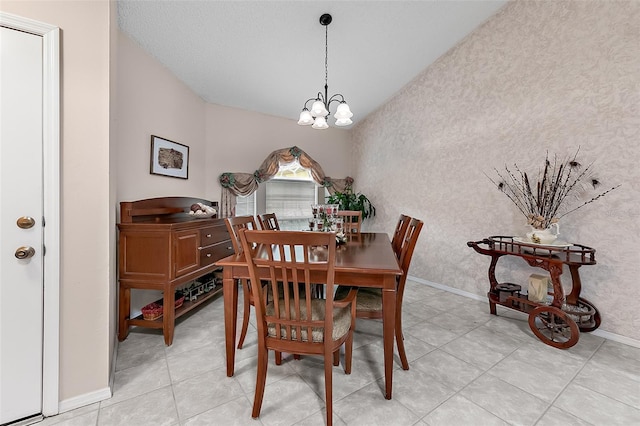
39, 281, 640, 425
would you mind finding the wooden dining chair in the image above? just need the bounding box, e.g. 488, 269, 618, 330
238, 229, 357, 426
336, 217, 423, 370
258, 212, 280, 230
336, 210, 362, 233
391, 214, 411, 259
224, 215, 260, 349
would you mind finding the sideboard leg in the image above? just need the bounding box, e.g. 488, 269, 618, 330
163, 290, 175, 346
118, 287, 131, 341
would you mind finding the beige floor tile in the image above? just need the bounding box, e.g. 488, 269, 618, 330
554, 382, 640, 425
422, 394, 509, 426
459, 374, 549, 425
46, 283, 639, 426
172, 367, 245, 420
98, 386, 178, 426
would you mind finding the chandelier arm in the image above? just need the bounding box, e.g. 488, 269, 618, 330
327, 94, 346, 107
302, 97, 318, 109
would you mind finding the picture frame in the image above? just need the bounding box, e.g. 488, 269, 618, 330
149, 135, 189, 179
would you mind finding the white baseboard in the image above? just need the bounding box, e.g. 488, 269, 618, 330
56, 336, 117, 414
58, 387, 111, 414
408, 275, 640, 349
589, 328, 640, 348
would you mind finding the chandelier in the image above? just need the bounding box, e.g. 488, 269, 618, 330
297, 13, 353, 129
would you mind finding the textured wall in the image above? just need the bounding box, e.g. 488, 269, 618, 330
352, 1, 640, 340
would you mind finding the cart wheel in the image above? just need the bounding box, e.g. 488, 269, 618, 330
576, 297, 601, 332
528, 306, 579, 349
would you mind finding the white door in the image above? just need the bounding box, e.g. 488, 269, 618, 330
0, 26, 45, 424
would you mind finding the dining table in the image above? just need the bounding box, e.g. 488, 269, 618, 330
216, 232, 402, 399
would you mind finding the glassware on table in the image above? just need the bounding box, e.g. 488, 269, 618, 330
308, 218, 315, 231
316, 218, 324, 232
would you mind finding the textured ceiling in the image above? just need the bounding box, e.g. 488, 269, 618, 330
117, 1, 507, 128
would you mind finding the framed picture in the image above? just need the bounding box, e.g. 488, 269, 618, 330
150, 135, 189, 179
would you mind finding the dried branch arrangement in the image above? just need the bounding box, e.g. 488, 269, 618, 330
487, 150, 620, 230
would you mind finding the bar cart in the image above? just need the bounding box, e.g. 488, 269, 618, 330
467, 236, 601, 349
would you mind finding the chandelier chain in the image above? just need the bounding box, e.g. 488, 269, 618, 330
324, 24, 328, 89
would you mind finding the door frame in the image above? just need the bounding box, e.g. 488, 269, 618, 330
1, 12, 60, 417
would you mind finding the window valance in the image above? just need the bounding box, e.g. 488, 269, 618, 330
218, 146, 353, 217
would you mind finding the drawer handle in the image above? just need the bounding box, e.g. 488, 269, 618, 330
227, 246, 233, 250
206, 234, 212, 238
206, 253, 212, 258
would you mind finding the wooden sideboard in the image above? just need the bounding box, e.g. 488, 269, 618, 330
117, 196, 233, 345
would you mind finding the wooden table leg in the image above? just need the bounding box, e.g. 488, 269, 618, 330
382, 276, 396, 400
224, 267, 238, 377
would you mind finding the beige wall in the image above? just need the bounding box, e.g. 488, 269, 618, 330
352, 1, 640, 340
204, 103, 351, 201
0, 0, 112, 403
108, 0, 118, 380
116, 32, 207, 202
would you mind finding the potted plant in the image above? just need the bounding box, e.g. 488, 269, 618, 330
326, 187, 376, 220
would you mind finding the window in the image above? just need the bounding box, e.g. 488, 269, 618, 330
265, 162, 318, 230
235, 193, 255, 216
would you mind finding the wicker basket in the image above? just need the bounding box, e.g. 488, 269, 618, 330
175, 295, 185, 309
142, 295, 186, 321
141, 302, 163, 321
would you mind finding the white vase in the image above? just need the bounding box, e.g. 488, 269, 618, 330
526, 222, 560, 244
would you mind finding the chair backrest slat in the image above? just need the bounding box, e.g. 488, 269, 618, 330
336, 210, 362, 233
258, 213, 280, 230
225, 215, 259, 254
397, 218, 424, 296
391, 214, 411, 260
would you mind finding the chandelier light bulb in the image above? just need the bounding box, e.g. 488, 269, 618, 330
334, 102, 353, 119
310, 100, 329, 117
335, 117, 353, 127
312, 116, 329, 129
297, 108, 314, 125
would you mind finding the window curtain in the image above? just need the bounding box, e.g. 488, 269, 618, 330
218, 146, 353, 217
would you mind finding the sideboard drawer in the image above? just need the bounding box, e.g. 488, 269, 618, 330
200, 226, 229, 246
200, 240, 234, 266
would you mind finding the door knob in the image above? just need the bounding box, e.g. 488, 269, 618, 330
15, 246, 35, 259
17, 216, 36, 229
